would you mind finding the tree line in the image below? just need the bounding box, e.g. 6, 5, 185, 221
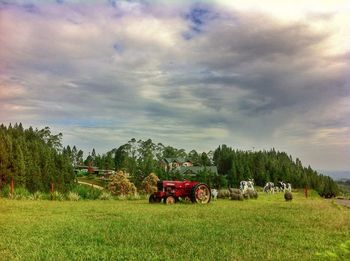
213, 145, 338, 197
0, 123, 75, 192
0, 124, 339, 197
81, 138, 338, 196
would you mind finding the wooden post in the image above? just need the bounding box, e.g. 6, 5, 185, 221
50, 183, 54, 200
304, 187, 308, 198
10, 177, 14, 199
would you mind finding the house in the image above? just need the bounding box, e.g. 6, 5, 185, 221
161, 158, 218, 177
74, 165, 115, 179
161, 158, 193, 171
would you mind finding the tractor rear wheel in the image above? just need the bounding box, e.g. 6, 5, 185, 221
191, 183, 211, 204
164, 196, 176, 204
149, 194, 161, 203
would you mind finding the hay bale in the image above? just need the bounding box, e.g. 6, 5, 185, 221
141, 173, 159, 194
229, 188, 241, 194
252, 191, 258, 199
242, 188, 257, 199
228, 188, 244, 201
218, 189, 231, 199
230, 193, 244, 201
284, 191, 293, 201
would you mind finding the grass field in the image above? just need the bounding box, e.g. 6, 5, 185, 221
77, 176, 107, 188
0, 192, 349, 260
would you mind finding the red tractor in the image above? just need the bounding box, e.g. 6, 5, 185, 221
149, 180, 211, 204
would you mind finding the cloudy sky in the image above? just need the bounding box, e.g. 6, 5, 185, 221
1, 0, 349, 172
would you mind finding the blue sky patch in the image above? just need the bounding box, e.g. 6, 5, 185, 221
186, 7, 210, 26
113, 42, 124, 53
183, 5, 218, 40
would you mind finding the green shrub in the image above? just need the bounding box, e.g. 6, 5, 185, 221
116, 193, 145, 200
13, 187, 31, 200
51, 191, 64, 201
0, 186, 10, 198
67, 192, 80, 201
28, 191, 46, 200
127, 193, 142, 200
99, 191, 112, 200
71, 185, 102, 200
86, 188, 102, 200
117, 195, 127, 200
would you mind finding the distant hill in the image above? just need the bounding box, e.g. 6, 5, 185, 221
321, 171, 350, 181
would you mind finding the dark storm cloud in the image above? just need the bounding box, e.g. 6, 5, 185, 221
162, 11, 348, 121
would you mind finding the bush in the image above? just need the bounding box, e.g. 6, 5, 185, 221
28, 191, 46, 200
117, 194, 127, 200
99, 191, 112, 200
71, 185, 102, 200
12, 187, 31, 200
51, 191, 64, 201
284, 191, 293, 201
108, 171, 137, 196
141, 173, 159, 194
127, 193, 141, 200
67, 192, 80, 201
0, 186, 10, 198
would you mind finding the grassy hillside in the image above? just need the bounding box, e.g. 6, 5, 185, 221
0, 192, 349, 260
77, 176, 107, 188
337, 180, 350, 198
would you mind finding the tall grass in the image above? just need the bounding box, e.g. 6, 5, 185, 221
0, 191, 349, 260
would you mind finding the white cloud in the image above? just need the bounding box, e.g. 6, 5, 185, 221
0, 0, 349, 170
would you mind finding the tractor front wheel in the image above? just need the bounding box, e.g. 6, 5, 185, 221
164, 196, 176, 204
191, 183, 211, 204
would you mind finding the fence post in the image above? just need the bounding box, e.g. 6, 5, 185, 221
10, 177, 14, 199
50, 183, 54, 200
304, 187, 308, 198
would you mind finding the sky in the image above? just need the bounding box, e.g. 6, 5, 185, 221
0, 0, 349, 172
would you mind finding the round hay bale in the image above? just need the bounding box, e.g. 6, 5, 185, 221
229, 188, 241, 194
284, 191, 293, 201
218, 189, 231, 199
246, 188, 255, 197
230, 193, 244, 201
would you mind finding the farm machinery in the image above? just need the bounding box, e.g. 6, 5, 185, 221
149, 180, 211, 204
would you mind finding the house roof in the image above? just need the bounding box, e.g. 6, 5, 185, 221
162, 158, 192, 164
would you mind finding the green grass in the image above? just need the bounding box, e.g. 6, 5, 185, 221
0, 192, 349, 260
77, 176, 107, 188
